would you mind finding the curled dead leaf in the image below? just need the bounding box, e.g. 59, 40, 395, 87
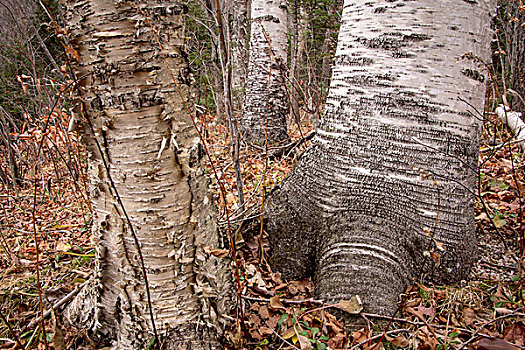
269, 295, 286, 311
282, 327, 296, 339
203, 245, 229, 258
352, 328, 369, 344
336, 295, 363, 314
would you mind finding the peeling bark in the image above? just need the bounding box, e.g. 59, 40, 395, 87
63, 1, 233, 348
241, 0, 289, 145
267, 0, 496, 315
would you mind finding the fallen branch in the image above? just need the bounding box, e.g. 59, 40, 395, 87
25, 280, 89, 331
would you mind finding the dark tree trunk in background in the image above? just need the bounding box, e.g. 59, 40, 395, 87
496, 0, 525, 112
266, 0, 496, 314
63, 0, 233, 348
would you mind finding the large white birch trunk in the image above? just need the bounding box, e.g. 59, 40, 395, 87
63, 1, 233, 348
267, 0, 496, 314
241, 0, 289, 145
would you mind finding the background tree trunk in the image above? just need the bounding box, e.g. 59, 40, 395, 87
496, 0, 525, 112
288, 0, 301, 124
225, 0, 249, 111
63, 0, 233, 348
241, 0, 289, 146
266, 0, 495, 314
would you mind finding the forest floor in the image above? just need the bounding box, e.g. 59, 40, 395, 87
0, 107, 523, 350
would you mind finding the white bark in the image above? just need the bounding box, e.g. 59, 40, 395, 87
267, 0, 496, 314
224, 0, 249, 110
241, 0, 289, 145
496, 105, 525, 151
63, 1, 233, 348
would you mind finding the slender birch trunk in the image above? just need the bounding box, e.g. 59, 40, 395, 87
241, 0, 289, 146
225, 0, 249, 111
266, 0, 496, 314
63, 1, 233, 348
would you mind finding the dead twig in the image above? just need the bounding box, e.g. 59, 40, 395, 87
349, 329, 412, 350
25, 280, 89, 331
0, 308, 23, 349
457, 307, 525, 350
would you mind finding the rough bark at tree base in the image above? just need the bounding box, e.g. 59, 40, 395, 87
267, 0, 495, 315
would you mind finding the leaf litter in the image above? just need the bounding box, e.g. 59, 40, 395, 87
0, 62, 524, 350
199, 102, 525, 350
0, 100, 524, 349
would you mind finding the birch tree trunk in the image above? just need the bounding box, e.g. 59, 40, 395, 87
266, 0, 495, 314
63, 1, 233, 348
225, 0, 249, 111
241, 0, 289, 145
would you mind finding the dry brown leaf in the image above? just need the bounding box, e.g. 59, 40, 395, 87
247, 313, 261, 327
324, 311, 344, 333
288, 283, 299, 295
203, 245, 229, 258
282, 327, 296, 339
416, 305, 436, 319
50, 308, 65, 350
406, 306, 425, 320
266, 314, 281, 329
249, 328, 262, 340
352, 328, 369, 344
335, 295, 363, 314
418, 326, 439, 350
386, 334, 409, 347
258, 305, 270, 319
474, 338, 519, 350
297, 333, 314, 350
62, 43, 80, 61
271, 272, 283, 285
56, 241, 71, 252
462, 308, 476, 327
269, 295, 286, 311
295, 279, 314, 293
259, 326, 273, 336
328, 333, 348, 349
504, 321, 525, 347
431, 251, 441, 267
